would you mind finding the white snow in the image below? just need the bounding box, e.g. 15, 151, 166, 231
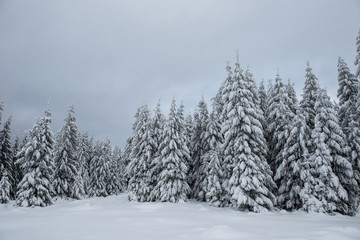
0, 194, 359, 240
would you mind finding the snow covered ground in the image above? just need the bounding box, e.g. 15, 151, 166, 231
0, 194, 359, 240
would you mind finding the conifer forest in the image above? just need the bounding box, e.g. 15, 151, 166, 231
1, 29, 360, 219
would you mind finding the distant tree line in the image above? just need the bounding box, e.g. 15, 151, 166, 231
0, 105, 126, 207
0, 30, 360, 216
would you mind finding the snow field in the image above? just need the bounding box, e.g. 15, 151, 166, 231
1, 194, 359, 240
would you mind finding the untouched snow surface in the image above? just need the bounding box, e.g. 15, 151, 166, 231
0, 194, 359, 240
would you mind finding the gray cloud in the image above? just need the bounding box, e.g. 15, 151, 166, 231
0, 0, 359, 147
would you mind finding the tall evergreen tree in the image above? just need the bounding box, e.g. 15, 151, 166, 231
221, 61, 276, 212
318, 88, 358, 215
354, 90, 360, 182
184, 113, 194, 170
151, 99, 190, 202
192, 97, 209, 200
305, 89, 348, 213
188, 111, 200, 189
177, 102, 191, 192
11, 136, 22, 197
113, 146, 126, 193
337, 57, 360, 202
123, 107, 144, 187
0, 117, 13, 200
275, 111, 311, 210
152, 102, 165, 156
258, 79, 268, 127
127, 105, 155, 202
218, 64, 235, 204
0, 102, 3, 125
300, 62, 320, 131
148, 102, 166, 197
337, 57, 359, 131
103, 139, 118, 195
0, 113, 12, 204
203, 112, 224, 206
286, 79, 299, 115
53, 105, 82, 199
16, 110, 54, 207
213, 83, 224, 120
355, 29, 360, 79
266, 73, 294, 173
89, 140, 112, 197
122, 136, 133, 188
214, 63, 233, 123
244, 68, 260, 102
0, 117, 12, 176
77, 132, 92, 195
267, 80, 274, 98
0, 170, 11, 203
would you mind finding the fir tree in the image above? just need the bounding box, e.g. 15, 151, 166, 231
317, 88, 358, 215
103, 139, 117, 195
0, 117, 13, 199
0, 170, 11, 203
122, 136, 133, 188
258, 79, 268, 128
152, 102, 166, 151
298, 158, 319, 213
176, 102, 191, 194
217, 62, 234, 131
89, 140, 112, 197
151, 99, 190, 202
16, 110, 54, 207
184, 113, 194, 170
11, 136, 22, 197
212, 81, 224, 120
0, 101, 3, 125
148, 102, 166, 198
337, 57, 359, 132
189, 111, 200, 190
337, 57, 360, 204
300, 62, 320, 131
213, 63, 233, 123
354, 90, 360, 177
267, 80, 274, 101
218, 64, 235, 205
275, 111, 311, 210
0, 110, 11, 204
113, 146, 126, 193
286, 79, 298, 115
15, 131, 30, 176
203, 112, 224, 206
355, 29, 360, 78
77, 132, 92, 195
127, 105, 155, 202
307, 89, 351, 214
221, 61, 276, 212
123, 107, 145, 188
192, 97, 210, 200
266, 73, 294, 173
53, 105, 82, 199
72, 174, 85, 199
244, 68, 260, 102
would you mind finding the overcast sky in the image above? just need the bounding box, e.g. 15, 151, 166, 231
1, 0, 359, 148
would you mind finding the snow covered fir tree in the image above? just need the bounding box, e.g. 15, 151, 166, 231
127, 105, 155, 202
149, 99, 190, 202
15, 109, 55, 207
0, 30, 360, 217
53, 105, 83, 199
